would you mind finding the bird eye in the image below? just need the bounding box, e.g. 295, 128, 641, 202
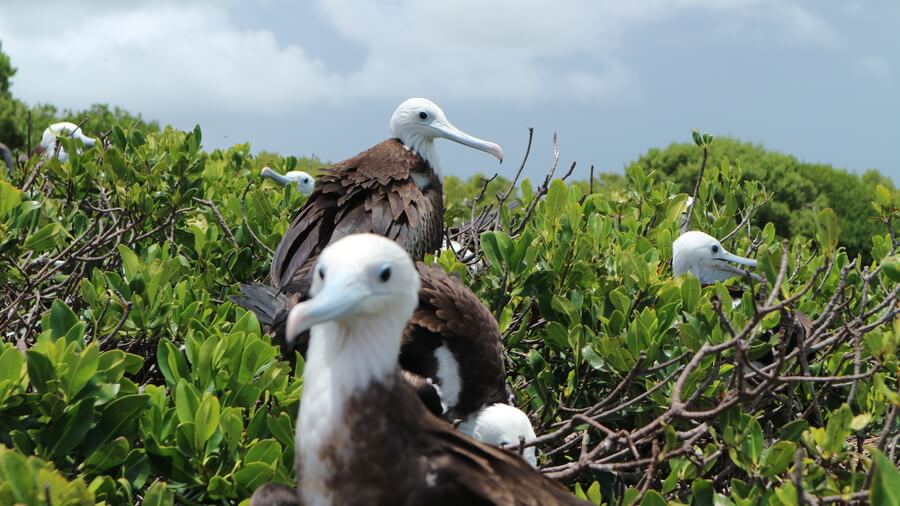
379, 265, 391, 282
318, 267, 325, 280
418, 111, 428, 120
303, 178, 309, 183
711, 245, 720, 253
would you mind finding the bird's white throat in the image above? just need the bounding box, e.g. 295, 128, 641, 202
401, 134, 442, 182
297, 316, 406, 505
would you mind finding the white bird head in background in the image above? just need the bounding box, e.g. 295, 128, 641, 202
260, 166, 315, 195
40, 122, 97, 162
672, 231, 758, 284
389, 98, 503, 180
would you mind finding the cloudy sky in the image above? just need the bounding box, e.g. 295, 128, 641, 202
1, 0, 897, 181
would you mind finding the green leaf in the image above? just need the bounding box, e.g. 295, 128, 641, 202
760, 441, 796, 478
23, 223, 65, 252
143, 480, 174, 506
175, 379, 200, 424
691, 129, 703, 147
0, 346, 24, 384
245, 439, 282, 466
745, 417, 763, 466
586, 481, 602, 505
266, 411, 294, 449
0, 449, 36, 503
0, 179, 22, 218
692, 479, 713, 506
814, 208, 840, 254
48, 299, 79, 341
44, 397, 95, 458
194, 395, 220, 450
822, 404, 852, 457
850, 413, 872, 431
480, 231, 504, 270
111, 126, 128, 150
880, 255, 900, 283
640, 490, 667, 506
157, 338, 189, 387
62, 342, 99, 400
233, 462, 273, 494
83, 437, 130, 472
778, 419, 809, 442
86, 394, 150, 452
870, 448, 900, 506
117, 244, 141, 281
26, 350, 56, 393
873, 184, 892, 206
681, 276, 701, 313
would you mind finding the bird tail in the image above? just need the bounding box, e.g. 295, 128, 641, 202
231, 282, 308, 360
231, 283, 291, 329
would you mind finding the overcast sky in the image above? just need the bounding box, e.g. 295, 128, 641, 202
1, 0, 897, 182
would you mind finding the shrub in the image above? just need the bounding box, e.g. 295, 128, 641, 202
1, 123, 897, 505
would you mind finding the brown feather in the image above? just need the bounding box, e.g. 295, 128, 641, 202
401, 263, 508, 419
250, 483, 302, 506
303, 373, 589, 506
270, 139, 443, 291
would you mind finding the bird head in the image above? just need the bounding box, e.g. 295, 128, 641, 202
672, 231, 758, 284
389, 98, 503, 178
458, 403, 538, 468
261, 167, 315, 195
285, 234, 420, 343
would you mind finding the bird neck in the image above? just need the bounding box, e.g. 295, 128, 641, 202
399, 134, 442, 181
296, 316, 406, 504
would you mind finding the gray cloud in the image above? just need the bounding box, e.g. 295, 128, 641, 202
0, 0, 896, 182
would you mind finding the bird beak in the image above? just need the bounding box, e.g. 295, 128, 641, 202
261, 167, 290, 187
720, 250, 757, 268
710, 250, 760, 280
430, 120, 504, 162
285, 281, 369, 341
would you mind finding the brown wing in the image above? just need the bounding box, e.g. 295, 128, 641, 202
411, 399, 589, 505
270, 139, 444, 290
249, 483, 302, 506
400, 263, 508, 419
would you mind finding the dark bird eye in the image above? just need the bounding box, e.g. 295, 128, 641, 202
711, 245, 720, 253
418, 111, 428, 120
379, 265, 391, 282
318, 267, 325, 280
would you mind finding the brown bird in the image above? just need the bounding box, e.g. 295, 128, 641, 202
250, 234, 587, 506
270, 97, 502, 293
233, 98, 523, 443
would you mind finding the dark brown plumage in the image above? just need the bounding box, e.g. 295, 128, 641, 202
249, 483, 302, 506
400, 262, 508, 419
270, 139, 444, 292
297, 372, 588, 506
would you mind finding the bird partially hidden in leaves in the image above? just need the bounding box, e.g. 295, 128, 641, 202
261, 166, 316, 195
33, 122, 98, 162
672, 230, 812, 378
249, 234, 588, 506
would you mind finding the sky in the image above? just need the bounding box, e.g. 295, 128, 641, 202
0, 0, 897, 182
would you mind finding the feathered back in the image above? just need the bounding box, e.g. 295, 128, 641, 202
270, 139, 444, 290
